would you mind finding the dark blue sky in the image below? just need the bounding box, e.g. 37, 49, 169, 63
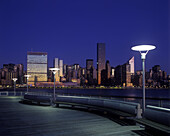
0, 0, 169, 74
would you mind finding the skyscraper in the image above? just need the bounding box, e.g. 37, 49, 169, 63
27, 52, 47, 85
86, 59, 93, 70
86, 59, 94, 85
59, 60, 63, 77
97, 43, 105, 85
106, 60, 111, 79
128, 56, 135, 75
54, 58, 59, 68
53, 58, 60, 82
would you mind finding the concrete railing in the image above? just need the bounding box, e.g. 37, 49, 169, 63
23, 94, 142, 118
24, 93, 51, 103
145, 105, 170, 126
55, 95, 142, 118
0, 91, 24, 96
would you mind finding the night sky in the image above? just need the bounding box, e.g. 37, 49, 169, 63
0, 0, 169, 74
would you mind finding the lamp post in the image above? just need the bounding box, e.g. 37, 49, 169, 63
131, 45, 156, 114
12, 78, 17, 96
24, 75, 31, 93
49, 68, 60, 101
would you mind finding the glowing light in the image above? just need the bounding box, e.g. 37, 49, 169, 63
49, 68, 60, 71
12, 78, 18, 82
131, 45, 156, 51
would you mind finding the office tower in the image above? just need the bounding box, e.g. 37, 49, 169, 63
97, 43, 105, 85
0, 64, 16, 86
59, 60, 63, 77
152, 65, 161, 73
111, 67, 115, 78
54, 58, 59, 68
63, 64, 67, 76
73, 64, 80, 71
162, 71, 167, 80
54, 58, 64, 81
115, 65, 123, 86
66, 65, 72, 82
15, 64, 24, 84
122, 63, 131, 87
86, 59, 94, 85
53, 58, 59, 82
27, 52, 47, 85
86, 59, 93, 85
106, 60, 111, 79
86, 59, 93, 70
0, 63, 24, 86
152, 65, 162, 81
128, 56, 135, 75
93, 68, 97, 80
81, 68, 86, 78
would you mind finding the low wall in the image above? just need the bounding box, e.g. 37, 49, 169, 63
24, 94, 142, 118
145, 105, 170, 126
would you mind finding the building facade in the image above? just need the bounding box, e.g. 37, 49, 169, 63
27, 52, 48, 85
97, 43, 105, 85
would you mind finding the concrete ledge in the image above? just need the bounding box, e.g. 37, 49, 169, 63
22, 94, 142, 118
144, 105, 170, 127
55, 96, 142, 118
135, 118, 170, 134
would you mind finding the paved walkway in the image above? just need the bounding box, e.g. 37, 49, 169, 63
0, 96, 142, 136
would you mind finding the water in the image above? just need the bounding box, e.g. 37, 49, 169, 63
1, 88, 170, 108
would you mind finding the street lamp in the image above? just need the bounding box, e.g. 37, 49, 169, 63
49, 68, 60, 101
24, 75, 31, 93
12, 78, 17, 96
131, 45, 156, 114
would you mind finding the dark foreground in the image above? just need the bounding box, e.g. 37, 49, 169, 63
0, 96, 144, 136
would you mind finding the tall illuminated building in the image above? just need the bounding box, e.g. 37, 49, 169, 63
53, 58, 64, 82
97, 43, 105, 85
59, 60, 63, 77
128, 56, 134, 75
27, 52, 47, 85
54, 58, 59, 82
106, 60, 111, 79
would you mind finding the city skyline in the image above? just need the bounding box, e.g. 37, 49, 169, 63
0, 0, 169, 74
0, 52, 168, 88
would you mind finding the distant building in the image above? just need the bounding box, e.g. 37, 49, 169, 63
0, 63, 24, 86
114, 57, 134, 87
27, 52, 48, 86
111, 67, 115, 78
128, 56, 135, 75
122, 63, 132, 87
54, 58, 59, 68
63, 64, 67, 76
53, 58, 64, 82
66, 65, 72, 82
53, 58, 60, 82
73, 64, 80, 71
59, 60, 63, 77
115, 65, 122, 86
97, 43, 105, 85
86, 59, 93, 70
106, 60, 111, 80
86, 59, 94, 85
133, 71, 142, 87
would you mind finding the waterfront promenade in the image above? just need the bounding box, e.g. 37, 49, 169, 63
0, 96, 144, 136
